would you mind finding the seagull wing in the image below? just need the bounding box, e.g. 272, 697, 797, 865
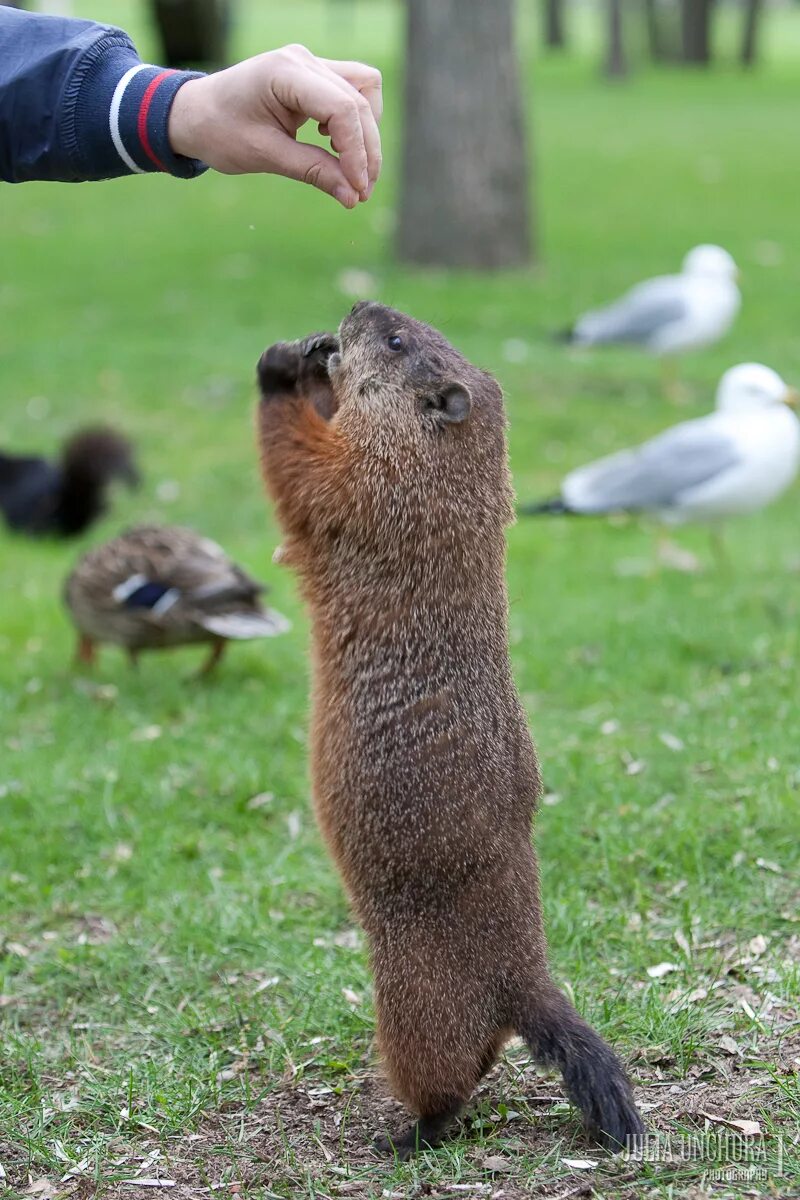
562, 417, 742, 513
574, 276, 689, 347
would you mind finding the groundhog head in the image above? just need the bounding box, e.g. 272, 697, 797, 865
257, 303, 514, 549
330, 302, 504, 451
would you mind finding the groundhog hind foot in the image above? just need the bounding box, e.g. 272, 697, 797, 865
257, 334, 338, 396
374, 1101, 462, 1160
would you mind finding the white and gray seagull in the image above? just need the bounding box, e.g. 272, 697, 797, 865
562, 245, 741, 398
522, 364, 800, 565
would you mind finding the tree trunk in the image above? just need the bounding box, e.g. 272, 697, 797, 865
397, 0, 533, 270
681, 0, 712, 64
644, 0, 665, 61
605, 0, 628, 76
149, 0, 233, 69
741, 0, 761, 66
543, 0, 566, 49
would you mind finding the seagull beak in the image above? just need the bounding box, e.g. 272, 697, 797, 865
783, 387, 800, 408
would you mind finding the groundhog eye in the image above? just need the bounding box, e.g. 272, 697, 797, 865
387, 334, 404, 353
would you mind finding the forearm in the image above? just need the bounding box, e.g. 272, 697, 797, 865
0, 8, 206, 183
258, 397, 349, 535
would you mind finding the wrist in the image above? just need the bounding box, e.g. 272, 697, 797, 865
167, 77, 208, 162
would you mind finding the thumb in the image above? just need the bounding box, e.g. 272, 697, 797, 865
270, 136, 360, 208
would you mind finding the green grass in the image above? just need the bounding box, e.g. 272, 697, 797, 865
1, 3, 799, 1197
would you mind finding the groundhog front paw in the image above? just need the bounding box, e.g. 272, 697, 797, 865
257, 334, 339, 398
257, 341, 305, 397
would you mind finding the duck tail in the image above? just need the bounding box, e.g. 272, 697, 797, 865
199, 610, 291, 640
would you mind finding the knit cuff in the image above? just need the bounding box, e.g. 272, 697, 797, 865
63, 33, 209, 180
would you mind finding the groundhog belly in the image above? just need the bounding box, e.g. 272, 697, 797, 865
308, 635, 539, 925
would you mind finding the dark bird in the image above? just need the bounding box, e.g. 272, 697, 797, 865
0, 427, 138, 538
64, 524, 291, 674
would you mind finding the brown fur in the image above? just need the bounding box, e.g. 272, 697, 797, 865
256, 303, 644, 1158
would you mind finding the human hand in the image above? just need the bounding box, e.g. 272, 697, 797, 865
168, 43, 382, 207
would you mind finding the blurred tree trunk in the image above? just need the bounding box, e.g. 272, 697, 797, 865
605, 0, 628, 76
740, 0, 761, 66
397, 0, 532, 269
543, 0, 566, 49
681, 0, 712, 64
643, 0, 666, 60
150, 0, 233, 69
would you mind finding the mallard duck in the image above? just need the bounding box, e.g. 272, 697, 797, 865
0, 427, 138, 537
64, 525, 290, 674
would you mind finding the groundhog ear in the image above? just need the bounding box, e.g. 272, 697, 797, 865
433, 383, 472, 424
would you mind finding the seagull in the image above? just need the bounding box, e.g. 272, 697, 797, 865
561, 245, 741, 398
521, 364, 800, 566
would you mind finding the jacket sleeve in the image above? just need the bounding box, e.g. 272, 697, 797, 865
0, 8, 208, 183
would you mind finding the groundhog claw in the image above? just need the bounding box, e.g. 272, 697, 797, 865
302, 332, 339, 361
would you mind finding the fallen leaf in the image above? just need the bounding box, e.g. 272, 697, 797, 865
674, 929, 692, 957
246, 792, 273, 811
342, 988, 361, 1006
699, 1111, 762, 1137
755, 857, 782, 874
659, 732, 685, 752
131, 725, 162, 742
647, 962, 679, 979
119, 1182, 176, 1189
748, 934, 768, 957
718, 1035, 740, 1056
480, 1154, 512, 1173
562, 1157, 597, 1170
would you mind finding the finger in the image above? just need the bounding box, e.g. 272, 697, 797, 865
321, 59, 383, 124
277, 66, 369, 194
266, 135, 360, 208
311, 61, 382, 192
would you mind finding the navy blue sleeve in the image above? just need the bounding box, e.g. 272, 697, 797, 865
0, 8, 208, 183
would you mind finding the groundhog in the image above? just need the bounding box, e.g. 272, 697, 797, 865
256, 302, 643, 1158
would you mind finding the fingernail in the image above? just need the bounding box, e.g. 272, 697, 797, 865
360, 170, 369, 192
334, 185, 356, 209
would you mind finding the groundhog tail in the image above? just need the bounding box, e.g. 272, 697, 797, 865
517, 987, 644, 1151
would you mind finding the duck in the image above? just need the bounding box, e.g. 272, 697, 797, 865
0, 427, 138, 537
560, 245, 741, 398
64, 524, 291, 674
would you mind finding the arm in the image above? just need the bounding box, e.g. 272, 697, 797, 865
0, 8, 205, 183
0, 11, 382, 204
257, 337, 354, 538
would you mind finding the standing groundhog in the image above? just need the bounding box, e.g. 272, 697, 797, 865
256, 302, 643, 1158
